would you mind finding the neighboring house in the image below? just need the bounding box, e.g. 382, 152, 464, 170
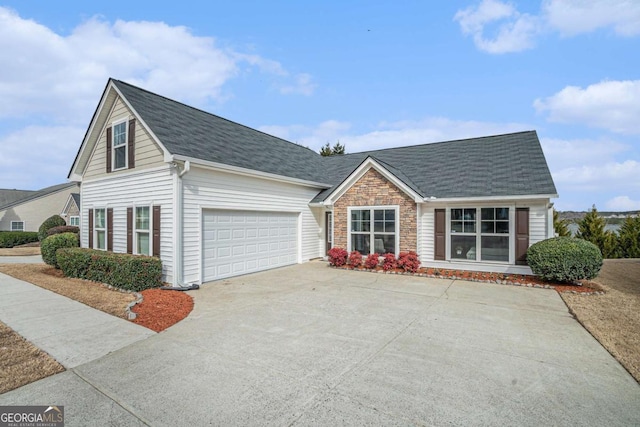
68, 79, 558, 286
60, 193, 81, 227
0, 183, 80, 232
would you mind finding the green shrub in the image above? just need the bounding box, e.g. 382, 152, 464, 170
41, 233, 79, 268
57, 248, 162, 291
38, 215, 66, 241
46, 225, 79, 237
0, 231, 39, 248
527, 237, 603, 283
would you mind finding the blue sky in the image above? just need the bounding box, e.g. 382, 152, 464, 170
1, 0, 638, 211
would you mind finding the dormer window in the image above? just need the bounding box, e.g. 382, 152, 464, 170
112, 120, 128, 170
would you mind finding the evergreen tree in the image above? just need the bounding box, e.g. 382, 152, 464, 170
553, 209, 571, 237
618, 215, 640, 258
576, 205, 619, 258
319, 141, 346, 156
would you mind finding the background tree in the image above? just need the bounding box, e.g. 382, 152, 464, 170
576, 205, 619, 258
553, 209, 571, 237
618, 215, 640, 258
319, 141, 346, 156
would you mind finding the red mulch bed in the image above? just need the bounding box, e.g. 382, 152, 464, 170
132, 289, 194, 332
337, 265, 601, 294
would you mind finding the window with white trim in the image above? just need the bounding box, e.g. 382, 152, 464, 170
94, 208, 106, 250
135, 206, 150, 255
450, 207, 509, 262
11, 221, 24, 232
349, 207, 397, 255
112, 120, 127, 170
69, 216, 80, 226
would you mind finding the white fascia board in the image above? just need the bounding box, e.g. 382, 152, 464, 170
324, 158, 423, 204
111, 84, 173, 162
172, 154, 331, 189
423, 194, 558, 203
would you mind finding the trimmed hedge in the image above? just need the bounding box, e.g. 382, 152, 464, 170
47, 225, 79, 237
527, 237, 603, 282
38, 215, 66, 241
0, 231, 39, 248
57, 248, 162, 291
41, 233, 79, 268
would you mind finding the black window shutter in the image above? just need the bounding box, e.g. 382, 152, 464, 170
128, 119, 136, 169
153, 206, 161, 257
126, 207, 133, 254
107, 208, 114, 252
515, 208, 530, 265
434, 209, 446, 261
106, 127, 112, 173
88, 209, 94, 249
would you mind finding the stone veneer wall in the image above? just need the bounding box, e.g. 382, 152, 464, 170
333, 168, 417, 252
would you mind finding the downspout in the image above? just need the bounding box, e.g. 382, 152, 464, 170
171, 160, 194, 289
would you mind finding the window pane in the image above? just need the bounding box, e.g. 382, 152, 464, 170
481, 208, 494, 220
351, 211, 362, 221
114, 146, 126, 169
96, 230, 106, 249
385, 209, 395, 220
374, 221, 384, 232
114, 122, 126, 146
496, 221, 509, 234
136, 207, 150, 230
362, 210, 370, 221
464, 209, 476, 221
374, 210, 383, 220
374, 234, 395, 254
451, 221, 462, 233
95, 209, 105, 228
351, 221, 361, 232
11, 222, 24, 231
362, 220, 370, 232
351, 234, 370, 254
496, 208, 509, 220
464, 222, 476, 233
481, 222, 494, 233
451, 235, 476, 260
451, 209, 463, 221
481, 236, 509, 262
385, 220, 395, 232
137, 232, 150, 255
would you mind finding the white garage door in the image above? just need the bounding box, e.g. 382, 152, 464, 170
202, 210, 298, 281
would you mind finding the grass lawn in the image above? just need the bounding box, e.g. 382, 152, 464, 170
0, 247, 42, 256
561, 259, 640, 383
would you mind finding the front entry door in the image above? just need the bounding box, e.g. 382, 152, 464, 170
325, 211, 333, 254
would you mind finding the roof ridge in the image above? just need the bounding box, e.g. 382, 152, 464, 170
329, 130, 537, 158
111, 79, 320, 157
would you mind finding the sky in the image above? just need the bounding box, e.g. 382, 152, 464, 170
0, 0, 638, 211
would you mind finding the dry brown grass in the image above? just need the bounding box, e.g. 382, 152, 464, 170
561, 259, 640, 382
0, 247, 42, 256
0, 321, 64, 394
0, 264, 135, 319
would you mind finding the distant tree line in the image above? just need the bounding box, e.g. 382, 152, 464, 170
319, 141, 346, 156
554, 205, 640, 258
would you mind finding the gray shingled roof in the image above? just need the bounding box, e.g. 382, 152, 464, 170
113, 80, 327, 184
0, 183, 78, 211
111, 79, 556, 202
0, 189, 36, 207
71, 193, 80, 208
312, 131, 557, 202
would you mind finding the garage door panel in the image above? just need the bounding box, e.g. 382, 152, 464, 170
203, 210, 298, 281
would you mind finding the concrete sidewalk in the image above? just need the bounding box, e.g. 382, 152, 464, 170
0, 272, 154, 368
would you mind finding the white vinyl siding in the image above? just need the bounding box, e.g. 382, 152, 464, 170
181, 167, 324, 284
81, 167, 174, 282
528, 203, 550, 245
84, 97, 164, 179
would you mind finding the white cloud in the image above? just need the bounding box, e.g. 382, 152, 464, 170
543, 0, 640, 37
454, 0, 540, 53
534, 80, 640, 134
455, 0, 640, 54
606, 196, 640, 211
552, 160, 640, 190
278, 73, 316, 96
0, 126, 84, 190
0, 7, 314, 123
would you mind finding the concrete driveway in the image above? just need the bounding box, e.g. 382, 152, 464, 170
2, 261, 639, 426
